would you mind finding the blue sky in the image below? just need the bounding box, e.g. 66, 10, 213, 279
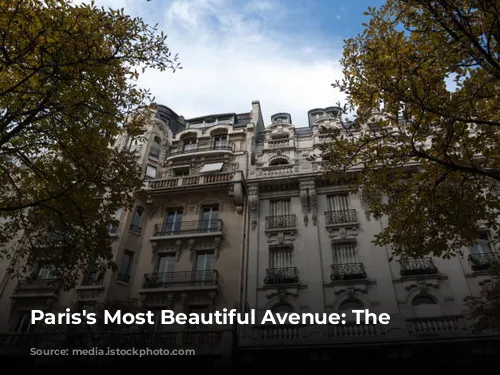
81, 0, 385, 127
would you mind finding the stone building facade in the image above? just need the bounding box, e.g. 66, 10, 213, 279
0, 101, 499, 368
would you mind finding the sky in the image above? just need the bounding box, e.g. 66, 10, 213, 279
81, 0, 385, 128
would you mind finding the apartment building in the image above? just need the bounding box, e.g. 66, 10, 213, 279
0, 102, 264, 366
236, 107, 500, 369
0, 101, 499, 368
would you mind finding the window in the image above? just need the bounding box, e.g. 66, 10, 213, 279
173, 166, 190, 177
212, 135, 228, 149
269, 199, 290, 216
107, 207, 122, 234
332, 241, 359, 264
117, 250, 134, 283
162, 208, 183, 235
149, 136, 161, 158
194, 251, 215, 284
338, 299, 364, 321
155, 253, 176, 285
34, 264, 56, 280
411, 294, 440, 317
145, 165, 157, 179
469, 232, 492, 255
129, 206, 143, 233
269, 244, 294, 269
327, 194, 350, 211
82, 268, 104, 286
182, 138, 197, 152
200, 205, 219, 232
12, 312, 37, 333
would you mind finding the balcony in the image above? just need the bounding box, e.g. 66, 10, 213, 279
330, 263, 367, 281
400, 257, 438, 276
152, 219, 223, 240
258, 164, 297, 177
12, 278, 60, 298
264, 267, 299, 285
140, 270, 219, 293
145, 171, 241, 193
468, 252, 500, 271
167, 141, 235, 160
406, 315, 466, 338
324, 209, 358, 226
265, 214, 297, 232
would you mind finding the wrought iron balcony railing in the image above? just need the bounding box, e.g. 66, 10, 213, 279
142, 270, 219, 288
264, 267, 298, 285
153, 219, 223, 236
468, 252, 500, 271
330, 262, 367, 281
400, 257, 438, 276
324, 209, 357, 225
169, 141, 236, 156
265, 215, 297, 230
14, 278, 60, 294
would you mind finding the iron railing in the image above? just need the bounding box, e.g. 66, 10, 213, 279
265, 215, 297, 230
153, 219, 223, 236
264, 267, 298, 285
169, 141, 236, 156
324, 209, 357, 225
468, 252, 500, 271
400, 257, 438, 276
142, 270, 219, 288
330, 263, 367, 281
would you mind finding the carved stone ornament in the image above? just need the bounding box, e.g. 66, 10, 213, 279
328, 226, 358, 240
248, 184, 259, 230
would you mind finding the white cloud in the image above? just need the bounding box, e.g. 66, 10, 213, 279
78, 0, 345, 127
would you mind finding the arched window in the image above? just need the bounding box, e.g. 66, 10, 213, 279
149, 136, 161, 158
269, 157, 289, 166
338, 299, 364, 321
411, 294, 439, 317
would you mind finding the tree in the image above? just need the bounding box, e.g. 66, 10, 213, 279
0, 0, 180, 288
325, 0, 500, 328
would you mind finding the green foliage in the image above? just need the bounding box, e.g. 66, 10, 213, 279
0, 0, 180, 288
326, 0, 500, 327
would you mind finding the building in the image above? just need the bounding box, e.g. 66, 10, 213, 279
0, 101, 499, 369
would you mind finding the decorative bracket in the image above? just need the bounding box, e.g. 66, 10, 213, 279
248, 184, 259, 231
214, 237, 222, 259
187, 239, 196, 261
299, 179, 317, 226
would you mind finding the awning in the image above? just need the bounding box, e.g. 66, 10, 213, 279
199, 162, 224, 174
